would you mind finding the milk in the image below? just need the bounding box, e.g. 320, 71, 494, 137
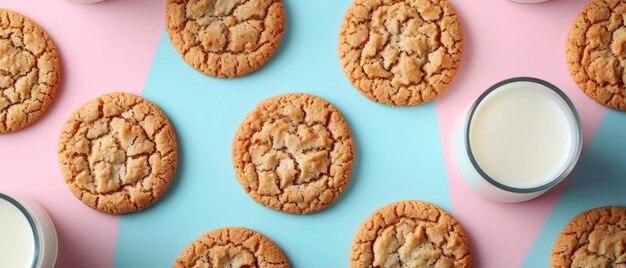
468, 81, 574, 189
451, 78, 582, 203
0, 197, 35, 268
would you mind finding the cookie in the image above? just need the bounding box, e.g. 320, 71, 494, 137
551, 206, 626, 267
0, 9, 60, 133
174, 227, 290, 268
566, 0, 626, 111
338, 0, 463, 106
165, 0, 285, 78
351, 200, 471, 267
231, 93, 354, 214
58, 92, 178, 214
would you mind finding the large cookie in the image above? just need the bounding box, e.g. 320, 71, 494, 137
566, 0, 626, 110
551, 206, 626, 267
174, 227, 290, 268
165, 0, 285, 78
0, 9, 60, 133
338, 0, 463, 106
351, 200, 471, 267
58, 92, 178, 214
232, 93, 354, 214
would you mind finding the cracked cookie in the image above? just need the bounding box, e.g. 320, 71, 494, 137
338, 0, 463, 106
232, 93, 354, 214
567, 0, 626, 111
0, 9, 60, 133
166, 0, 285, 78
174, 227, 290, 268
350, 200, 471, 268
58, 92, 178, 214
551, 206, 626, 267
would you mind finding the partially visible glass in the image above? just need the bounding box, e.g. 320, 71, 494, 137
0, 193, 58, 268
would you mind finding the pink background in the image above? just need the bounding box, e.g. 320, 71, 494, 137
436, 0, 606, 267
0, 0, 165, 267
0, 0, 611, 267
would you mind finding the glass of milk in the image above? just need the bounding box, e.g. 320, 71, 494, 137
451, 77, 582, 203
0, 193, 58, 268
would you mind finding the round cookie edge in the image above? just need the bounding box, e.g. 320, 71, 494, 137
0, 8, 61, 133
57, 92, 178, 214
231, 92, 355, 214
173, 226, 291, 268
349, 200, 472, 268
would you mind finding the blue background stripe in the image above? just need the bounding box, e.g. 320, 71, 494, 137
523, 109, 626, 267
114, 1, 451, 267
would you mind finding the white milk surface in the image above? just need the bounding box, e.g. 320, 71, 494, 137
469, 82, 573, 189
0, 198, 35, 268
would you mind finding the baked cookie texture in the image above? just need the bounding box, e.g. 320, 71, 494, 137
567, 0, 626, 111
58, 92, 178, 214
351, 200, 471, 268
551, 206, 626, 267
232, 93, 354, 214
174, 227, 290, 268
338, 0, 463, 106
0, 9, 60, 133
166, 0, 285, 78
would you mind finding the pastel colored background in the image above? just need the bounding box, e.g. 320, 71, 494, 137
0, 0, 624, 267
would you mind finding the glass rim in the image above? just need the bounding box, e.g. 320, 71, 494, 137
0, 193, 40, 268
464, 77, 583, 193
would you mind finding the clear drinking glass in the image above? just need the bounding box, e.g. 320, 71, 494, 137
451, 77, 582, 203
0, 193, 58, 268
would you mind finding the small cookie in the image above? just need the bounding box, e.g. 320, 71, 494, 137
0, 9, 60, 133
165, 0, 285, 78
551, 206, 626, 267
58, 92, 178, 214
232, 93, 354, 214
566, 0, 626, 110
351, 200, 471, 267
174, 227, 290, 268
338, 0, 463, 106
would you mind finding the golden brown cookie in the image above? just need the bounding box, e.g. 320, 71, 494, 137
566, 0, 626, 111
338, 0, 463, 106
551, 206, 626, 267
351, 200, 471, 268
232, 93, 354, 214
58, 92, 178, 214
0, 9, 60, 133
165, 0, 285, 78
174, 227, 290, 268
